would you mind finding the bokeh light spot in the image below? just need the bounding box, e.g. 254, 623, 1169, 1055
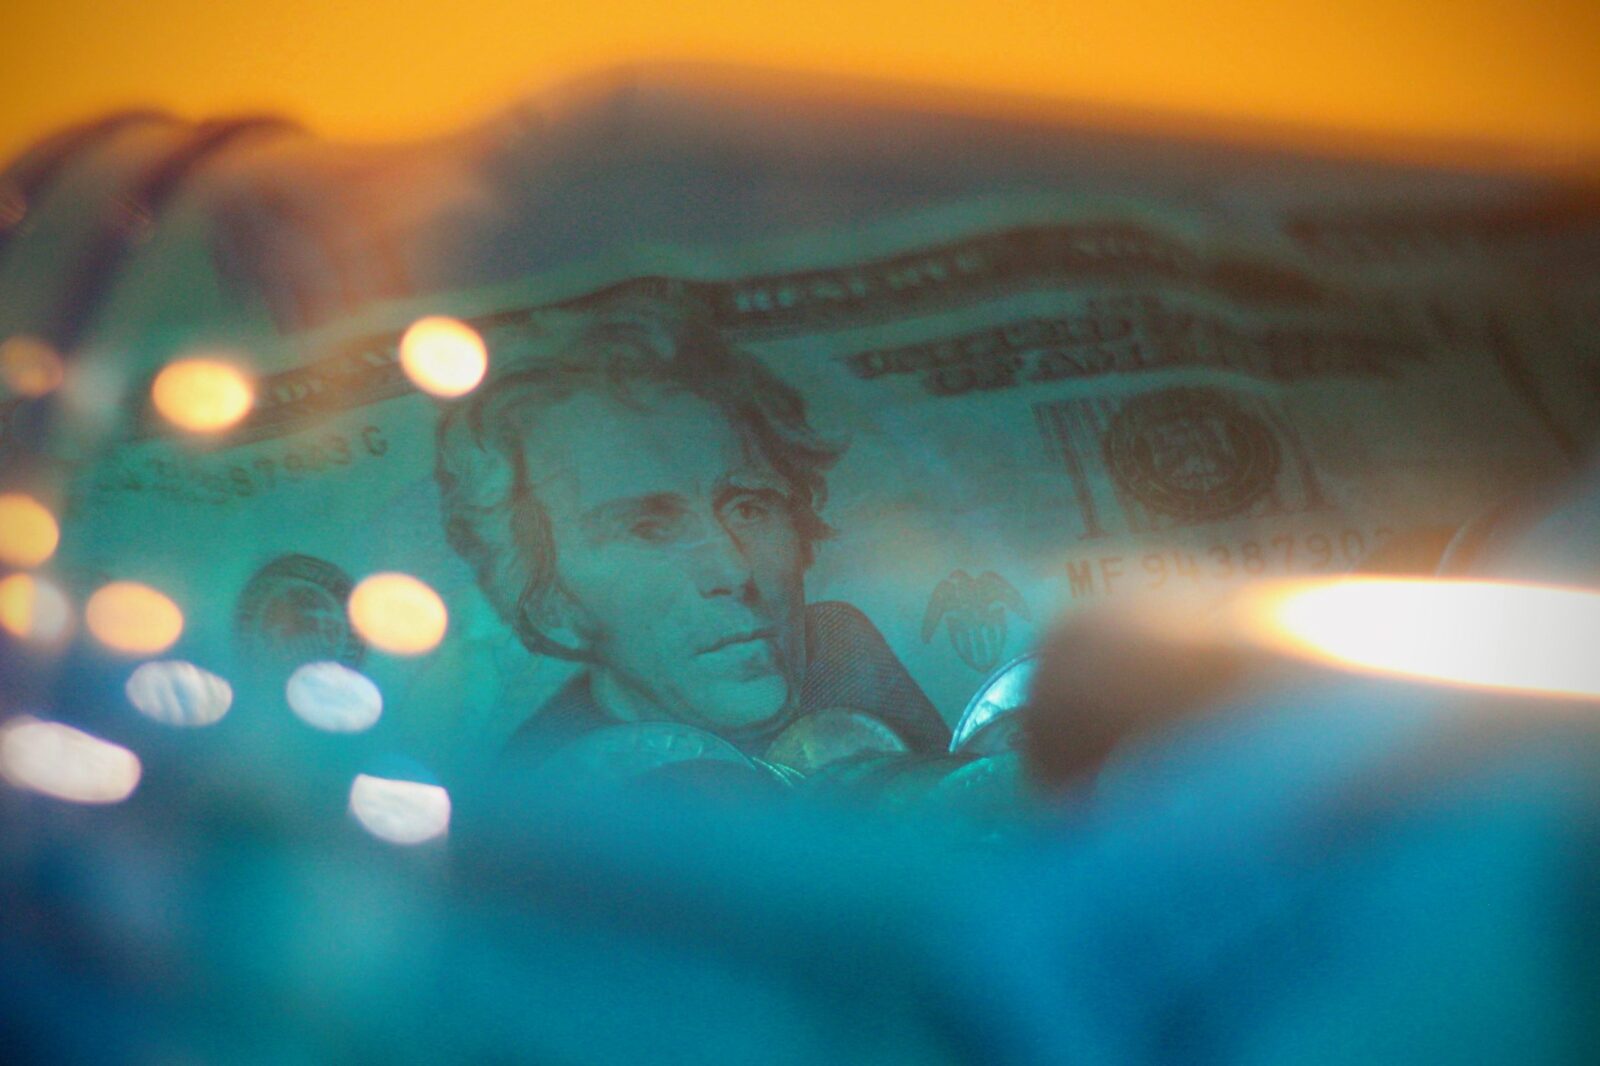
0, 493, 60, 567
399, 316, 488, 398
86, 581, 184, 655
1, 716, 141, 804
0, 335, 65, 397
348, 573, 447, 656
349, 773, 451, 844
151, 358, 254, 433
125, 660, 233, 727
1241, 577, 1600, 699
286, 661, 383, 732
0, 573, 72, 644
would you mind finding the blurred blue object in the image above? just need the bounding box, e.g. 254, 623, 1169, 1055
3, 660, 1599, 1062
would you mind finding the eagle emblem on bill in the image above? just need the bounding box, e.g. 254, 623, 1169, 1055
920, 569, 1031, 674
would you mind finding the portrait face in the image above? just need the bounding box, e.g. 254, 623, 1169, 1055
521, 385, 808, 734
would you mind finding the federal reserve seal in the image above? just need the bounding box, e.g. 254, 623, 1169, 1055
235, 553, 364, 670
1102, 386, 1280, 521
921, 569, 1031, 674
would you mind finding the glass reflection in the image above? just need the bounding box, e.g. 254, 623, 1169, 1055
399, 315, 488, 397
348, 773, 451, 844
347, 572, 448, 656
85, 581, 184, 655
0, 572, 72, 645
0, 716, 141, 804
125, 660, 233, 727
150, 357, 255, 433
0, 334, 65, 397
0, 493, 60, 568
285, 661, 383, 732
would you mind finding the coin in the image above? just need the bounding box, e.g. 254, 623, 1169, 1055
806, 745, 921, 797
750, 757, 807, 787
763, 707, 908, 775
804, 752, 973, 811
957, 713, 1025, 757
926, 752, 1029, 817
949, 653, 1037, 753
536, 721, 755, 786
875, 754, 977, 810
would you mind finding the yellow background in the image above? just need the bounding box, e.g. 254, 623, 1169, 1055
3, 1, 1599, 167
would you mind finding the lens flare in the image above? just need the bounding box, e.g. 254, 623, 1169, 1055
85, 581, 184, 655
125, 660, 233, 727
0, 573, 72, 644
151, 358, 254, 433
1238, 577, 1600, 700
0, 335, 65, 397
0, 493, 60, 567
347, 573, 447, 656
285, 661, 383, 732
1, 717, 141, 804
348, 773, 451, 844
399, 316, 488, 398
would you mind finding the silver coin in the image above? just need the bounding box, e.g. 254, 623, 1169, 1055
763, 707, 908, 775
537, 721, 754, 785
804, 752, 972, 810
875, 754, 978, 810
926, 752, 1029, 816
750, 757, 807, 787
950, 652, 1037, 753
958, 713, 1024, 757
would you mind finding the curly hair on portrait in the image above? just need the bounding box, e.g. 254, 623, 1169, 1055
434, 292, 846, 660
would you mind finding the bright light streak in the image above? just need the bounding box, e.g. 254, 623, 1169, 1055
0, 335, 65, 397
150, 358, 254, 433
285, 661, 383, 732
1, 716, 141, 804
0, 573, 72, 644
347, 573, 447, 656
399, 316, 487, 398
348, 773, 451, 844
85, 581, 184, 655
1238, 577, 1600, 699
0, 493, 60, 567
125, 660, 232, 727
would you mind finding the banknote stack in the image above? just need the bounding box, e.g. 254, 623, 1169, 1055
2, 69, 1597, 815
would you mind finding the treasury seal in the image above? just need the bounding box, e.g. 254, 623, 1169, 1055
1102, 386, 1280, 521
235, 553, 365, 670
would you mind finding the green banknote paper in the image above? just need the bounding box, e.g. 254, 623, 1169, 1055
8, 83, 1595, 772
43, 186, 1593, 765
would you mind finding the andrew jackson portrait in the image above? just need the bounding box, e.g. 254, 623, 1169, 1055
433, 295, 950, 759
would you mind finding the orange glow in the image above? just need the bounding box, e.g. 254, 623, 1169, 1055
0, 493, 60, 568
0, 573, 72, 645
1235, 577, 1600, 700
347, 572, 448, 656
0, 716, 142, 804
150, 358, 255, 433
2, 4, 1598, 175
400, 316, 488, 398
85, 581, 184, 655
0, 336, 65, 398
